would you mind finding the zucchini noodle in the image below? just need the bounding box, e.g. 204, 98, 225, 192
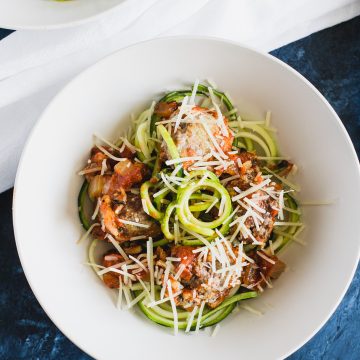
176, 179, 232, 236
140, 181, 164, 220
234, 132, 271, 157
135, 103, 156, 161
135, 290, 257, 330
160, 202, 177, 240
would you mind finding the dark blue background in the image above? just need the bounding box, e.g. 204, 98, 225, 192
0, 16, 359, 359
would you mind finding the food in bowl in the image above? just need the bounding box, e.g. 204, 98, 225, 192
77, 81, 303, 334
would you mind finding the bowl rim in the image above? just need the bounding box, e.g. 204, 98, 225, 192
0, 0, 128, 31
12, 35, 360, 359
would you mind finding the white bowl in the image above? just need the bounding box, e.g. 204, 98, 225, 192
0, 0, 126, 30
13, 37, 360, 360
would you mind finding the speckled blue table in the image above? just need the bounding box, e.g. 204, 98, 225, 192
0, 16, 359, 360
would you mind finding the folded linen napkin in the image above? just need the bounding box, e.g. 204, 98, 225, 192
0, 0, 359, 192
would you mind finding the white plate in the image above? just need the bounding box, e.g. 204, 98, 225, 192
0, 0, 126, 30
13, 37, 360, 360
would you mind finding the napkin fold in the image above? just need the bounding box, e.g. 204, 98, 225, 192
0, 0, 359, 193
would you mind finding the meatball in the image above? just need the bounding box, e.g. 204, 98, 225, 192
160, 106, 234, 171
116, 192, 162, 239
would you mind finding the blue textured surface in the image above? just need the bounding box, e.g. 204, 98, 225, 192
0, 16, 359, 360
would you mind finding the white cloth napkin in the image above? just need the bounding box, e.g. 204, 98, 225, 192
0, 0, 359, 193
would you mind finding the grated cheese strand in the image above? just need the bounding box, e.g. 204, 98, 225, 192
94, 133, 122, 152
146, 290, 182, 308
231, 179, 272, 201
129, 235, 147, 241
220, 174, 240, 185
205, 198, 219, 213
147, 237, 155, 300
244, 197, 266, 214
174, 96, 189, 133
126, 290, 146, 309
160, 261, 171, 300
167, 280, 178, 335
100, 159, 107, 176
106, 234, 129, 261
274, 221, 303, 226
129, 255, 148, 273
116, 277, 123, 309
208, 87, 228, 137
136, 277, 151, 298
91, 198, 101, 220
96, 144, 127, 162
141, 198, 150, 215
257, 251, 276, 264
190, 79, 200, 105
160, 172, 178, 193
185, 305, 198, 333
122, 286, 132, 307
118, 136, 140, 153
78, 167, 102, 176
118, 218, 150, 228
174, 264, 186, 280
77, 223, 100, 244
200, 118, 228, 159
97, 266, 136, 280
195, 301, 206, 333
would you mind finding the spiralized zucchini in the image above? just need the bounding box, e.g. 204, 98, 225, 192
136, 290, 257, 330
176, 178, 232, 237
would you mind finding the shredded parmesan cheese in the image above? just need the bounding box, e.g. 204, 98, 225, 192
208, 87, 228, 137
220, 174, 240, 185
146, 291, 182, 308
274, 221, 303, 226
106, 234, 129, 261
96, 145, 127, 162
231, 179, 272, 201
160, 173, 178, 193
174, 264, 186, 280
118, 218, 150, 228
165, 156, 203, 166
126, 290, 146, 309
129, 235, 147, 241
78, 167, 102, 176
100, 159, 107, 175
77, 223, 100, 244
174, 96, 189, 133
147, 237, 155, 300
195, 301, 206, 333
129, 255, 148, 273
117, 277, 123, 309
244, 197, 266, 214
91, 198, 101, 220
141, 198, 149, 215
257, 251, 276, 264
167, 280, 178, 335
118, 136, 140, 153
190, 79, 200, 105
185, 305, 198, 333
94, 133, 122, 152
200, 118, 228, 159
160, 261, 171, 300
